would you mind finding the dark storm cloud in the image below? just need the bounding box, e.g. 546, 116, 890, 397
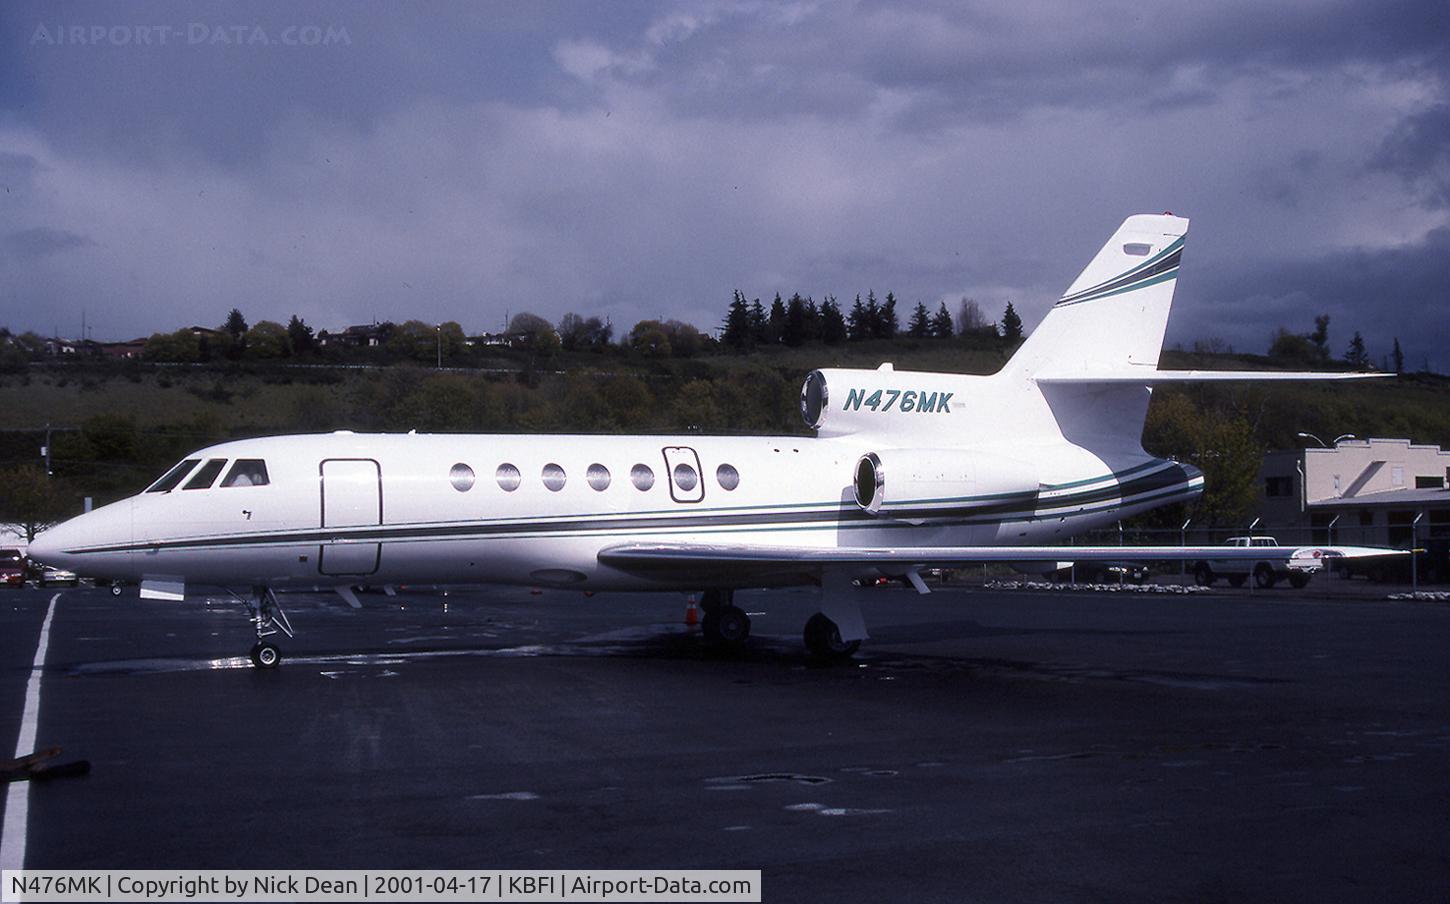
0, 0, 1445, 372
0, 1, 651, 167
3, 226, 90, 260
1372, 103, 1450, 208
1173, 226, 1450, 368
604, 1, 1450, 128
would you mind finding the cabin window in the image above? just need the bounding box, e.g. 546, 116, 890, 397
716, 463, 740, 491
449, 463, 475, 492
220, 459, 270, 488
183, 458, 229, 490
673, 462, 699, 492
496, 463, 522, 492
587, 463, 611, 491
542, 463, 567, 492
147, 458, 201, 493
630, 463, 655, 491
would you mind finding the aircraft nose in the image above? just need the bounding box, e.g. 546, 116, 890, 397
28, 499, 135, 578
27, 525, 62, 564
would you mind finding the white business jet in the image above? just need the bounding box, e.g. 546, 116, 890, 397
29, 214, 1397, 667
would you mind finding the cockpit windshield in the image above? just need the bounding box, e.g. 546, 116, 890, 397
146, 458, 201, 493
221, 459, 269, 487
183, 459, 229, 490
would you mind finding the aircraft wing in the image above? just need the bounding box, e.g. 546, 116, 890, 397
1035, 370, 1392, 384
599, 542, 1405, 578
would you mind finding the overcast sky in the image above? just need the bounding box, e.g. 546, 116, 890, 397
1, 1, 1447, 369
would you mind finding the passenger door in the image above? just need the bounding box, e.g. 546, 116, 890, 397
319, 458, 382, 576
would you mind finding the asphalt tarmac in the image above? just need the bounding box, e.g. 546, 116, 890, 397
2, 581, 1447, 903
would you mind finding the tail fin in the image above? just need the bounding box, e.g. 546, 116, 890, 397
1004, 213, 1188, 380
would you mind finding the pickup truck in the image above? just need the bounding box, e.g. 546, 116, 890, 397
1193, 536, 1317, 589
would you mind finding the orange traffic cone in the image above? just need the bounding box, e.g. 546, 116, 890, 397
685, 595, 700, 627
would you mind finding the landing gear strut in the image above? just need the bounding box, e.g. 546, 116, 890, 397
700, 589, 751, 648
241, 585, 293, 669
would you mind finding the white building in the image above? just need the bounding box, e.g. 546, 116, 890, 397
1258, 438, 1450, 565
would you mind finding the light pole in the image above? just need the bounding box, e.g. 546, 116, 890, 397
436, 324, 442, 369
1412, 512, 1424, 593
1297, 432, 1357, 447
1180, 517, 1191, 575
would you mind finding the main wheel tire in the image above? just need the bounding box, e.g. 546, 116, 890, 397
1194, 564, 1215, 587
1253, 564, 1277, 589
1288, 572, 1311, 589
250, 641, 281, 669
804, 613, 860, 660
110, 582, 124, 596
1228, 575, 1246, 588
714, 606, 751, 646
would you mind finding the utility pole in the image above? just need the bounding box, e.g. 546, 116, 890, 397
1412, 512, 1424, 593
43, 423, 52, 477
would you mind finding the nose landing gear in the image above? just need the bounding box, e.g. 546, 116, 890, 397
242, 586, 292, 669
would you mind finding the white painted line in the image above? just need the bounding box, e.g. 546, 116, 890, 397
0, 592, 60, 872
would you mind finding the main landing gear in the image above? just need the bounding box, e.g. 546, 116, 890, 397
241, 585, 293, 669
803, 612, 860, 660
700, 589, 751, 648
696, 572, 869, 662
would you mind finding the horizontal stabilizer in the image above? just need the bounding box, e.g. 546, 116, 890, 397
1036, 370, 1392, 385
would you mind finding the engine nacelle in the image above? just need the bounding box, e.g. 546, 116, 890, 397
800, 367, 974, 438
853, 448, 1039, 517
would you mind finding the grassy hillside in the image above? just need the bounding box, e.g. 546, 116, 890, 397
1, 345, 1445, 518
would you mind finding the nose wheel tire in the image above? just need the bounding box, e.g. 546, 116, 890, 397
804, 613, 860, 661
250, 641, 282, 669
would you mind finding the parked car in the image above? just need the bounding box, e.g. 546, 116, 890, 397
1193, 536, 1316, 589
0, 548, 25, 588
37, 564, 79, 587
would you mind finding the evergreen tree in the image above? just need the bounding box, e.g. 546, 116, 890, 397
722, 291, 753, 350
847, 294, 870, 341
286, 315, 314, 354
802, 296, 822, 343
221, 308, 248, 359
908, 302, 931, 337
748, 298, 767, 345
1392, 337, 1404, 373
878, 291, 899, 340
1000, 302, 1024, 340
821, 296, 848, 345
783, 293, 808, 347
1345, 331, 1368, 368
1310, 313, 1330, 360
224, 308, 248, 340
864, 290, 882, 339
931, 301, 954, 338
767, 293, 787, 344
